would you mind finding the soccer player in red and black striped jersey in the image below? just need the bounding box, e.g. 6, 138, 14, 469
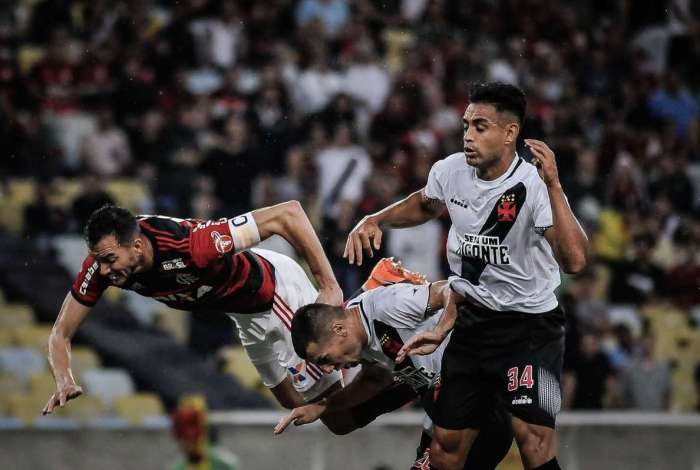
42, 201, 345, 417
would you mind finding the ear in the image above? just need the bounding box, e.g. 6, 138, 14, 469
504, 122, 520, 146
132, 237, 144, 253
331, 321, 347, 337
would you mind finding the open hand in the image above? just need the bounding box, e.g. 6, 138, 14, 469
42, 383, 83, 415
395, 331, 446, 363
273, 402, 326, 435
344, 216, 383, 266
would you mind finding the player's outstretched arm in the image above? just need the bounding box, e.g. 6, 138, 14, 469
525, 139, 589, 274
273, 363, 393, 434
252, 200, 343, 306
43, 293, 91, 414
396, 286, 461, 363
344, 188, 445, 266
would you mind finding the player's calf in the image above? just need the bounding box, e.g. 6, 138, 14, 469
512, 417, 558, 469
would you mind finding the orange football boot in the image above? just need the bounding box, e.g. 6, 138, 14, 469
362, 257, 428, 291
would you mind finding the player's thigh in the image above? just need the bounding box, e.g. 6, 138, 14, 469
493, 330, 564, 430
427, 328, 489, 431
252, 248, 319, 308
462, 407, 513, 470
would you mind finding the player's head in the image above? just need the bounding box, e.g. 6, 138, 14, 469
84, 204, 146, 285
292, 303, 364, 373
463, 82, 526, 168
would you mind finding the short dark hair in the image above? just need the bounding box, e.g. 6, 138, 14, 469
469, 82, 526, 123
84, 204, 139, 248
291, 303, 345, 359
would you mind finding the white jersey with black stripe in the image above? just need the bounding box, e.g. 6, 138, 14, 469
424, 152, 560, 313
347, 283, 448, 395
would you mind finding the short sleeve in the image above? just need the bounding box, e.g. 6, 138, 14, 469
190, 217, 235, 268
70, 256, 110, 306
361, 283, 431, 329
424, 160, 446, 203
532, 179, 553, 235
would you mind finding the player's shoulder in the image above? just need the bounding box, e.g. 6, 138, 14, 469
428, 153, 467, 187
433, 152, 465, 171
137, 215, 193, 238
514, 157, 547, 190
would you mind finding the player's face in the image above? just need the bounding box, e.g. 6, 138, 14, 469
90, 235, 143, 286
462, 103, 517, 169
306, 333, 362, 374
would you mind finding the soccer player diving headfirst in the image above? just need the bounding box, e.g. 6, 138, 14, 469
42, 201, 347, 420
274, 259, 513, 470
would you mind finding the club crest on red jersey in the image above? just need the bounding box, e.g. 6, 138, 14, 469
497, 193, 517, 222
211, 231, 233, 254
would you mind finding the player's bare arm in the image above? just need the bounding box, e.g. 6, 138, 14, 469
252, 200, 343, 305
396, 286, 462, 363
525, 139, 589, 274
344, 189, 445, 266
43, 293, 91, 414
425, 280, 449, 314
273, 363, 393, 434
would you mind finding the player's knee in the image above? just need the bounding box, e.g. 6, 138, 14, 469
515, 426, 554, 462
430, 435, 467, 470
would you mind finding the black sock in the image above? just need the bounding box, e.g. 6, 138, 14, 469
532, 457, 561, 470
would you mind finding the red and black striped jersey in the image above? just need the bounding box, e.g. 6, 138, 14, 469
70, 215, 276, 313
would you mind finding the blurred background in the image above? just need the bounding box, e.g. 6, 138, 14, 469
0, 0, 699, 468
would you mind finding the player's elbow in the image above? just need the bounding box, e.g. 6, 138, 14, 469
282, 200, 304, 217
561, 253, 587, 274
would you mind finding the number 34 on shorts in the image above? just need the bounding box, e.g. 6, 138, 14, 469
506, 365, 534, 392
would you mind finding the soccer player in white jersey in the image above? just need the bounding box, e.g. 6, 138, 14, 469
345, 82, 589, 470
274, 277, 513, 470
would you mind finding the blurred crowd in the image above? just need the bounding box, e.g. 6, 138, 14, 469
1, 0, 700, 411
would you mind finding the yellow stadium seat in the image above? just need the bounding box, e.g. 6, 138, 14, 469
154, 308, 189, 344
0, 374, 26, 396
30, 373, 58, 399
70, 347, 101, 377
17, 46, 45, 75
106, 180, 149, 213
13, 325, 53, 352
0, 303, 35, 329
114, 393, 165, 424
219, 346, 264, 389
62, 394, 106, 421
0, 329, 14, 347
0, 179, 35, 234
102, 287, 123, 304
50, 179, 80, 209
5, 393, 48, 425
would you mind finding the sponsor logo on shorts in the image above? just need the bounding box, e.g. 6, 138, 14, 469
511, 395, 533, 405
211, 231, 233, 254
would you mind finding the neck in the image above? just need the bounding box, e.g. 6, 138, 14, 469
139, 235, 155, 272
348, 306, 368, 347
476, 149, 516, 181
